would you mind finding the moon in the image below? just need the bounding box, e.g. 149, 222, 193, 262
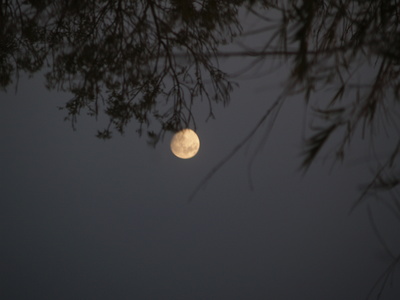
170, 129, 200, 159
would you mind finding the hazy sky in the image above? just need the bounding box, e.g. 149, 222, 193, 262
1, 7, 400, 300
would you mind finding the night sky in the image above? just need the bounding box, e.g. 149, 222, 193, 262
1, 5, 400, 300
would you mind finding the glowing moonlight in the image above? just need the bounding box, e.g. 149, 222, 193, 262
170, 129, 200, 159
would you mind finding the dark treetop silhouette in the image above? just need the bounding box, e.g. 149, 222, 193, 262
1, 0, 254, 139
1, 1, 400, 298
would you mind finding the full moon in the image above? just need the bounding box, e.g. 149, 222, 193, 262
170, 129, 200, 159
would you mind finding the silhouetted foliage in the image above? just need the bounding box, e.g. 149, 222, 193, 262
1, 0, 263, 140
238, 2, 400, 298
249, 0, 400, 210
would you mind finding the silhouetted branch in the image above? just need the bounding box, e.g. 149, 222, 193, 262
189, 96, 284, 201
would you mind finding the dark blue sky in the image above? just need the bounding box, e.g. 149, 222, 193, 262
1, 7, 400, 300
